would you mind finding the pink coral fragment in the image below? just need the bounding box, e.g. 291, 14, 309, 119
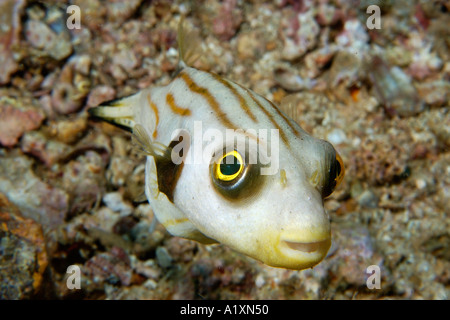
0, 104, 45, 147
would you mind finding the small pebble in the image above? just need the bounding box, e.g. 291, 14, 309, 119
327, 128, 347, 145
357, 190, 379, 208
156, 246, 173, 269
103, 192, 134, 216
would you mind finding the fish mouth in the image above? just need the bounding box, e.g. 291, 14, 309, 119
267, 236, 331, 270
282, 238, 331, 253
278, 237, 331, 268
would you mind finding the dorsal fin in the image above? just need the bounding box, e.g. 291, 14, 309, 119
177, 17, 203, 68
278, 95, 298, 121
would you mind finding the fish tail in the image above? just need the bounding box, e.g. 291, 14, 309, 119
89, 94, 171, 160
88, 95, 138, 132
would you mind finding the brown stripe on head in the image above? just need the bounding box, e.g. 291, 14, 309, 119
244, 89, 290, 148
166, 93, 192, 116
266, 99, 301, 138
177, 72, 239, 130
207, 72, 258, 124
147, 94, 159, 139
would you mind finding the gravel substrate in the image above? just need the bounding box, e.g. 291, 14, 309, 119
0, 0, 448, 299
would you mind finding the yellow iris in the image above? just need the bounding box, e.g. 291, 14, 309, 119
335, 152, 345, 187
215, 150, 244, 182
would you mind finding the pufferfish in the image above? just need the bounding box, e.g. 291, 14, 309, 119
89, 21, 344, 270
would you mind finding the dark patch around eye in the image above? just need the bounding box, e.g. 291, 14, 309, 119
156, 133, 189, 202
156, 158, 183, 203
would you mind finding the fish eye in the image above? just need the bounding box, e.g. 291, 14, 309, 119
335, 152, 345, 187
323, 152, 345, 198
215, 150, 244, 182
210, 149, 263, 200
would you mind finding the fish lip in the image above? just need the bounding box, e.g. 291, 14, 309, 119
281, 238, 331, 254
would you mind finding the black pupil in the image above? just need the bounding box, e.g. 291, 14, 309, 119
220, 155, 240, 176
335, 160, 341, 178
